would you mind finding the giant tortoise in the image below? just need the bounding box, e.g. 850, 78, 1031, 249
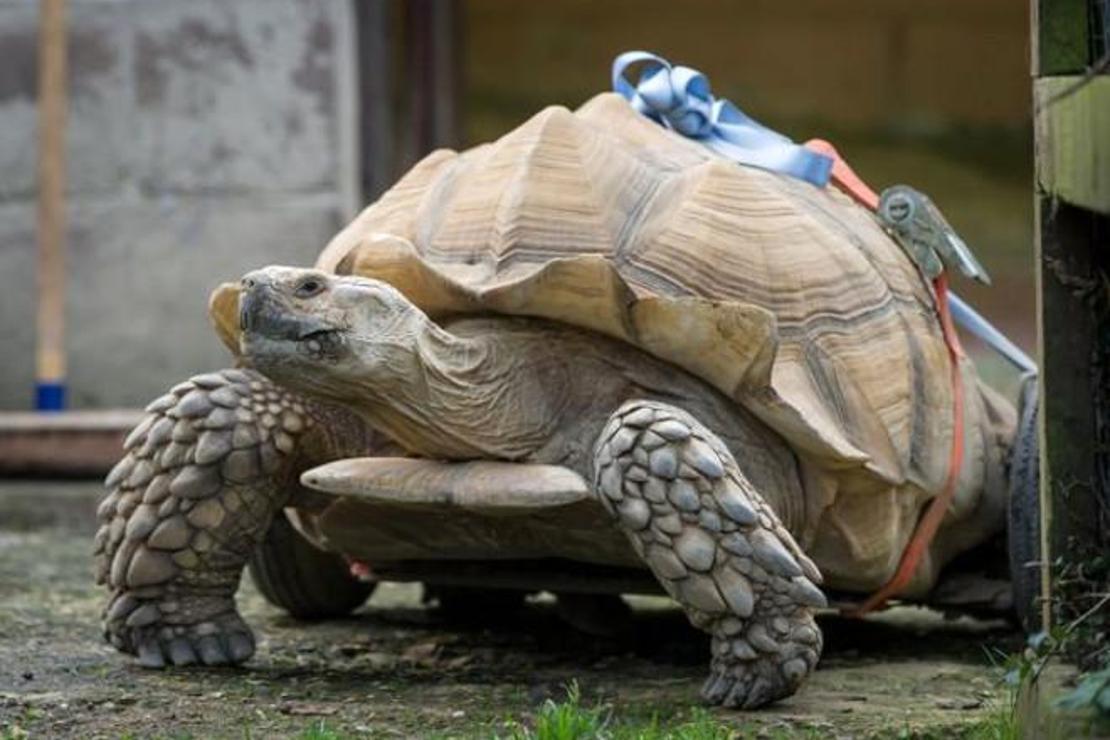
94, 93, 1025, 709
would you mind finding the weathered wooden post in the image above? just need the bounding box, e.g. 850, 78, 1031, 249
353, 0, 462, 202
1032, 0, 1109, 673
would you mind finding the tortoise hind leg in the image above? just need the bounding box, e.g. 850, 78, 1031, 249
593, 400, 826, 709
95, 368, 369, 667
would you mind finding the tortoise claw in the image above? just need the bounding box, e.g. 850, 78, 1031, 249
117, 610, 255, 670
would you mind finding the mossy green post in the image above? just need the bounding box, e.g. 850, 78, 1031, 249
1030, 0, 1109, 734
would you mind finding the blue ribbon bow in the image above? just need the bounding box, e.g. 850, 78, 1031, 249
612, 51, 833, 187
612, 51, 1036, 375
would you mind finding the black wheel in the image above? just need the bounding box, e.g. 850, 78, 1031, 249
248, 512, 375, 620
1008, 372, 1041, 632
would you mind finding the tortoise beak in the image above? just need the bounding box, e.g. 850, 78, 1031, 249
239, 280, 334, 341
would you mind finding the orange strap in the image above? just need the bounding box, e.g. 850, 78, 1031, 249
804, 139, 968, 616
805, 139, 879, 210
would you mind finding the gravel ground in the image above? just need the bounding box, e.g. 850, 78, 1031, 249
0, 481, 1024, 739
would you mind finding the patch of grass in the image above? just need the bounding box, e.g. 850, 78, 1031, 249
0, 706, 45, 740
1057, 665, 1110, 713
971, 695, 1022, 740
502, 682, 610, 740
497, 684, 741, 740
297, 721, 347, 740
991, 593, 1110, 731
1055, 665, 1110, 734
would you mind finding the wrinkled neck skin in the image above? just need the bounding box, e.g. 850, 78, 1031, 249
315, 317, 566, 461
252, 307, 805, 536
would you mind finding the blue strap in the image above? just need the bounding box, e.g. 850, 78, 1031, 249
948, 293, 1037, 374
612, 51, 833, 187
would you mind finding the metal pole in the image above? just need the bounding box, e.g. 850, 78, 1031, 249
35, 0, 68, 411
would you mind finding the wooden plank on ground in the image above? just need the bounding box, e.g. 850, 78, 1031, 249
0, 410, 140, 476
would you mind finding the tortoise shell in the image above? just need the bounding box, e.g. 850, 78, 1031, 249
206, 92, 1016, 592
311, 93, 956, 494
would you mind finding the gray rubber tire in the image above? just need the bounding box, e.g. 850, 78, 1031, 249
248, 513, 375, 620
1008, 373, 1041, 633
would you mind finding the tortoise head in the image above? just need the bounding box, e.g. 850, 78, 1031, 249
236, 265, 429, 401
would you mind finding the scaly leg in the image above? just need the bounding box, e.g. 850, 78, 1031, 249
94, 368, 371, 667
593, 400, 826, 709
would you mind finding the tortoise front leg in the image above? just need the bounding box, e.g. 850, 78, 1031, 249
94, 368, 370, 667
593, 401, 826, 709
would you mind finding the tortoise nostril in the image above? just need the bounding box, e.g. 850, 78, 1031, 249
242, 277, 256, 289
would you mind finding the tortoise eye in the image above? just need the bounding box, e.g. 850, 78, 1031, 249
294, 277, 324, 298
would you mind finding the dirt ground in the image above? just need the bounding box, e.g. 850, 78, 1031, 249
0, 481, 1024, 739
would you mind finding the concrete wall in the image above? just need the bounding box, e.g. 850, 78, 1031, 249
0, 0, 357, 409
